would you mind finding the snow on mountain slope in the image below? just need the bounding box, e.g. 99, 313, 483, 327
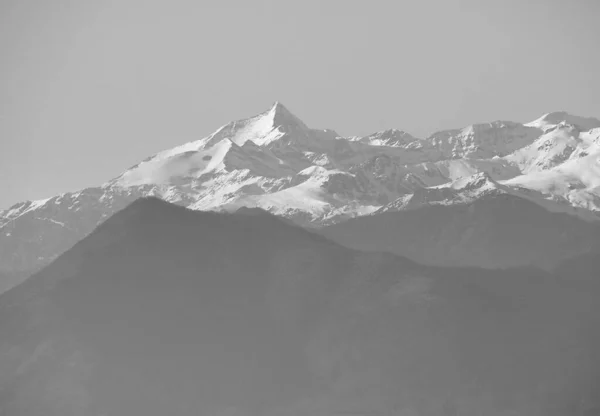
2, 102, 600, 291
349, 128, 422, 147
425, 121, 542, 159
114, 139, 237, 186
379, 172, 600, 221
525, 111, 600, 132
378, 172, 509, 212
505, 124, 583, 173
504, 121, 600, 173
219, 166, 382, 225
500, 125, 600, 210
112, 104, 307, 188
0, 198, 52, 228
503, 149, 600, 209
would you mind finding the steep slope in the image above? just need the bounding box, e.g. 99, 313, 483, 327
0, 186, 161, 294
322, 192, 600, 269
2, 104, 600, 291
0, 198, 599, 416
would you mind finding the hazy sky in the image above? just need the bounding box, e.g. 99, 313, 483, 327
1, 0, 599, 209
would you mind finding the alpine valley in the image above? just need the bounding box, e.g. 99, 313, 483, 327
2, 102, 600, 291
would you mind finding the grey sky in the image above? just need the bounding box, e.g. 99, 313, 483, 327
1, 0, 599, 209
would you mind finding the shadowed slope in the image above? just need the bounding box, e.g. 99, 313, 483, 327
321, 193, 600, 269
0, 198, 598, 416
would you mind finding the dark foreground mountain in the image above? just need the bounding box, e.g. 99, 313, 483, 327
321, 193, 600, 269
0, 198, 598, 416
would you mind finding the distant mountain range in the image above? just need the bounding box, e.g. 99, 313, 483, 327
2, 103, 600, 291
1, 197, 598, 416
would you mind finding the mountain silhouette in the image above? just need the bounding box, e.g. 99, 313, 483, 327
0, 197, 598, 416
321, 193, 600, 269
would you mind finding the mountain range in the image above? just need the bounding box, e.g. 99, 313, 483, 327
322, 192, 600, 270
2, 102, 600, 291
1, 197, 598, 416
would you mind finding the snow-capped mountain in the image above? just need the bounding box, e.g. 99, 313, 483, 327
2, 102, 600, 290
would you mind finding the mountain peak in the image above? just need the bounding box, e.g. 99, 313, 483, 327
263, 101, 308, 131
451, 172, 500, 191
526, 111, 600, 132
270, 100, 287, 112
